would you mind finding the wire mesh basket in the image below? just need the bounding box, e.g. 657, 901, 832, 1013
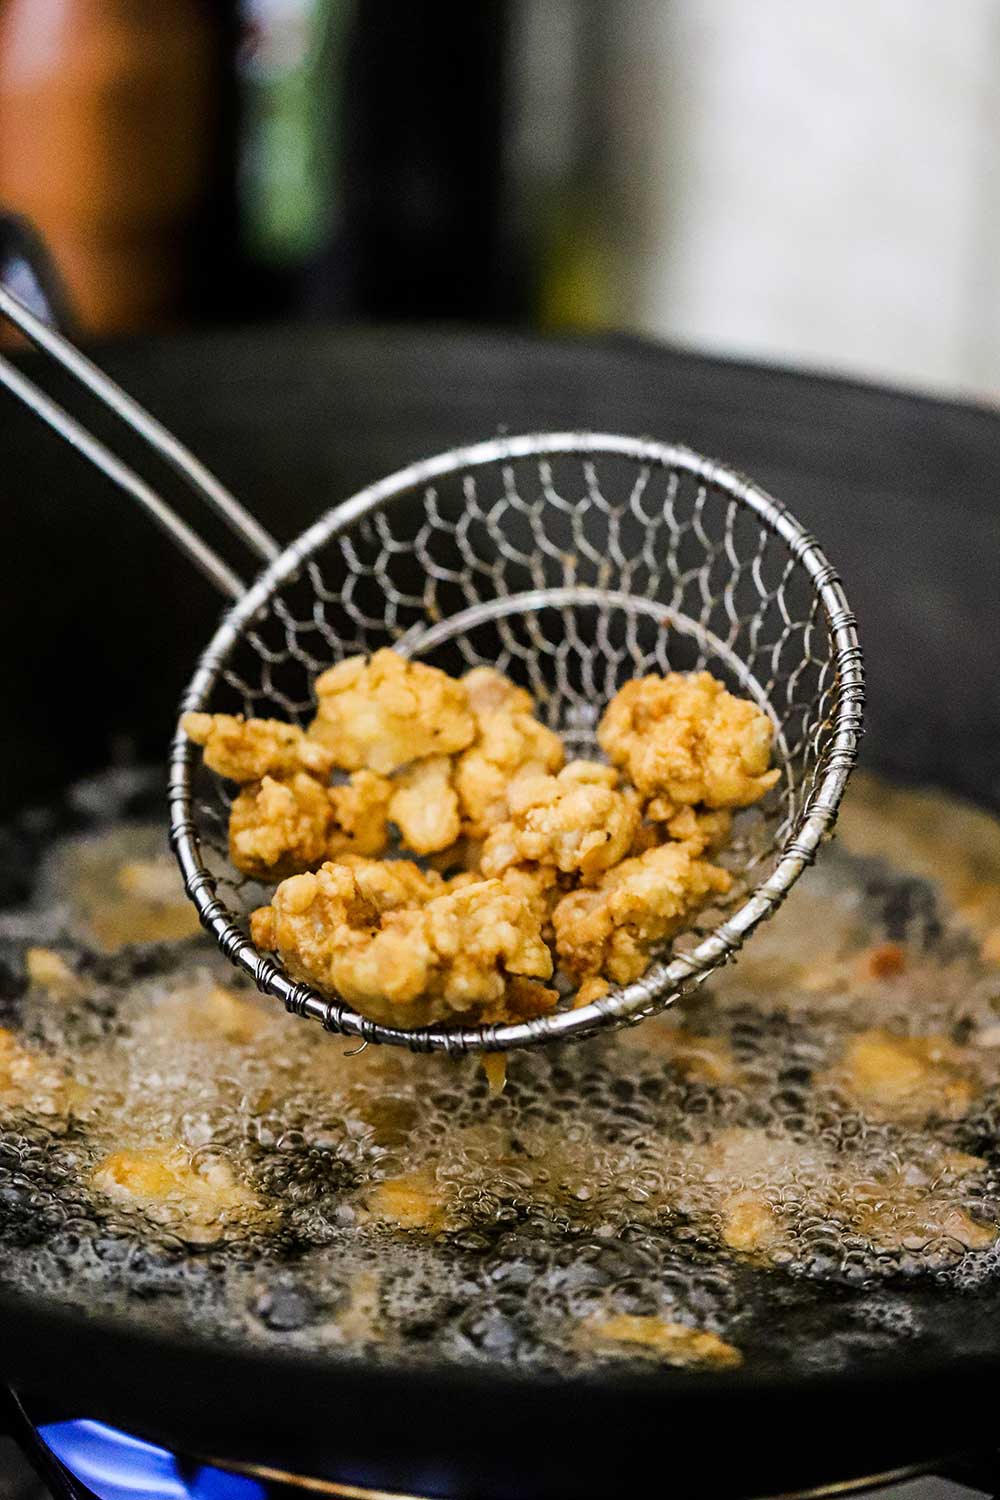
168, 433, 863, 1054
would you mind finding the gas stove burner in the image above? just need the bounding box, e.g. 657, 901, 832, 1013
0, 1402, 996, 1500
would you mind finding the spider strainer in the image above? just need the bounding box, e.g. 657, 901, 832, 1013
0, 288, 863, 1056
170, 433, 863, 1053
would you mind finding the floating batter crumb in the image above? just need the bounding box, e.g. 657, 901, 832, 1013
579, 1314, 742, 1369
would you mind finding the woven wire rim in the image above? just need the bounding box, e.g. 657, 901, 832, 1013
168, 433, 864, 1055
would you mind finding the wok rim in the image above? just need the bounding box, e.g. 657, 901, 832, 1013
6, 1276, 1000, 1394
2, 1281, 999, 1496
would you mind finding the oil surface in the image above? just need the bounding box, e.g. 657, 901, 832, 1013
1, 770, 1000, 1376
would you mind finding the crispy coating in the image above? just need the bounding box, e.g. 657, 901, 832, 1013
329, 770, 393, 857
388, 756, 461, 855
480, 762, 640, 882
503, 975, 561, 1019
182, 711, 335, 782
308, 649, 475, 774
552, 840, 733, 986
598, 671, 779, 808
574, 976, 612, 1008
340, 855, 460, 910
454, 707, 565, 839
229, 771, 392, 878
461, 666, 534, 717
230, 773, 337, 878
625, 803, 733, 863
498, 864, 564, 941
646, 801, 734, 855
251, 862, 553, 1028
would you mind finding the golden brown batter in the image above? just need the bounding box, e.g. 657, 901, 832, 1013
186, 654, 777, 1028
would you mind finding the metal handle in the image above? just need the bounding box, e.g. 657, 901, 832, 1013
0, 276, 279, 601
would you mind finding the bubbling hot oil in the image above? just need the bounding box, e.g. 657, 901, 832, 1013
1, 772, 1000, 1375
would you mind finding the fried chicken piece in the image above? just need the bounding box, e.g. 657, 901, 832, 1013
91, 1145, 260, 1245
480, 762, 640, 882
388, 756, 461, 855
618, 1021, 742, 1085
626, 804, 733, 861
158, 982, 272, 1045
365, 1169, 451, 1234
0, 1028, 87, 1117
821, 1029, 978, 1122
598, 671, 779, 808
229, 770, 392, 878
334, 870, 549, 1024
553, 840, 733, 987
462, 666, 534, 717
675, 1127, 996, 1266
182, 711, 335, 782
454, 706, 565, 838
721, 1194, 784, 1254
308, 649, 475, 774
25, 947, 84, 999
251, 862, 553, 1029
230, 773, 337, 878
579, 1314, 742, 1370
846, 1165, 996, 1254
684, 1127, 820, 1259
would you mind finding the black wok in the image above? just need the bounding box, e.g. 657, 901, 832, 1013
0, 321, 999, 1499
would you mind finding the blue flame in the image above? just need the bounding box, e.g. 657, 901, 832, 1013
38, 1419, 266, 1500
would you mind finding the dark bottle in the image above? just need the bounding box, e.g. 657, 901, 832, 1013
233, 0, 523, 323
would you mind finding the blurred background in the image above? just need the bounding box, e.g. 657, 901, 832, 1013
0, 0, 997, 398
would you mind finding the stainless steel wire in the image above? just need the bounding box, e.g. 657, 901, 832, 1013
0, 284, 276, 596
0, 286, 863, 1056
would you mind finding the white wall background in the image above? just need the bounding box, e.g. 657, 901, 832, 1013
516, 0, 1000, 399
